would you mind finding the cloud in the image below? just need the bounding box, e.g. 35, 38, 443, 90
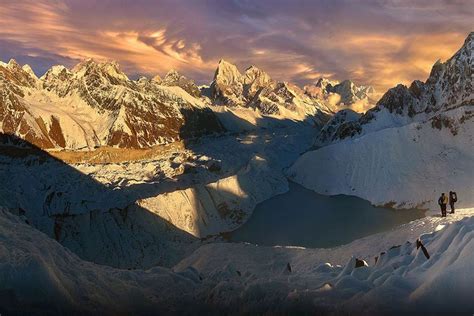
0, 0, 472, 93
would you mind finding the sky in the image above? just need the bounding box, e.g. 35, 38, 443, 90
0, 0, 472, 94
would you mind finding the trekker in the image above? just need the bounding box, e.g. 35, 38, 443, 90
449, 191, 458, 214
438, 193, 448, 217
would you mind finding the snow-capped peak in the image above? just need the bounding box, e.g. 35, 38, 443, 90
22, 64, 38, 80
151, 74, 162, 83
7, 59, 21, 70
72, 59, 129, 82
164, 69, 180, 78
376, 31, 472, 116
40, 65, 70, 80
214, 59, 243, 84
244, 65, 271, 81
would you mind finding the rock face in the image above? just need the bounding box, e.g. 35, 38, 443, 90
0, 59, 223, 149
319, 32, 473, 144
318, 109, 362, 144
210, 60, 275, 106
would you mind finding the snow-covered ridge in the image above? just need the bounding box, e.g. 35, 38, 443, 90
304, 77, 377, 113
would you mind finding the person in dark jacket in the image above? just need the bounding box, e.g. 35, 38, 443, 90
449, 191, 458, 214
438, 193, 448, 217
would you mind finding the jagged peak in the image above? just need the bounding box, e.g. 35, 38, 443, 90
22, 64, 38, 80
166, 69, 179, 75
72, 58, 95, 70
151, 74, 162, 83
0, 60, 7, 67
164, 69, 182, 79
215, 59, 240, 72
314, 77, 339, 88
244, 65, 272, 81
213, 59, 242, 83
7, 58, 20, 69
337, 79, 356, 88
245, 65, 262, 72
50, 65, 70, 75
101, 61, 128, 81
444, 32, 473, 66
217, 59, 235, 66
72, 58, 129, 81
244, 65, 269, 77
40, 65, 71, 81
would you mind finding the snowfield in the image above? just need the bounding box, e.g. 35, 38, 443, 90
3, 206, 474, 315
289, 106, 474, 209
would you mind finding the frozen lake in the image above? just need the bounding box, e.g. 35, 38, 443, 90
230, 181, 425, 248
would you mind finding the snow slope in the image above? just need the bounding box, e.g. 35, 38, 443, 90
0, 208, 200, 315
4, 203, 474, 314
289, 106, 474, 209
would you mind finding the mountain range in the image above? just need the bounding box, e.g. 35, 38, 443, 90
0, 57, 376, 150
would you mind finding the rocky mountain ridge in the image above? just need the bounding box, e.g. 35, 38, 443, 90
1, 56, 375, 150
209, 59, 374, 117
0, 59, 223, 149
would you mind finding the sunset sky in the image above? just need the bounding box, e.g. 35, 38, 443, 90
0, 0, 472, 93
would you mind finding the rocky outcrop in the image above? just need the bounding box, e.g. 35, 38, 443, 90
318, 109, 361, 144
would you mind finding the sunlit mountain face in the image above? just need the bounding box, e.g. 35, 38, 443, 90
0, 0, 472, 112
